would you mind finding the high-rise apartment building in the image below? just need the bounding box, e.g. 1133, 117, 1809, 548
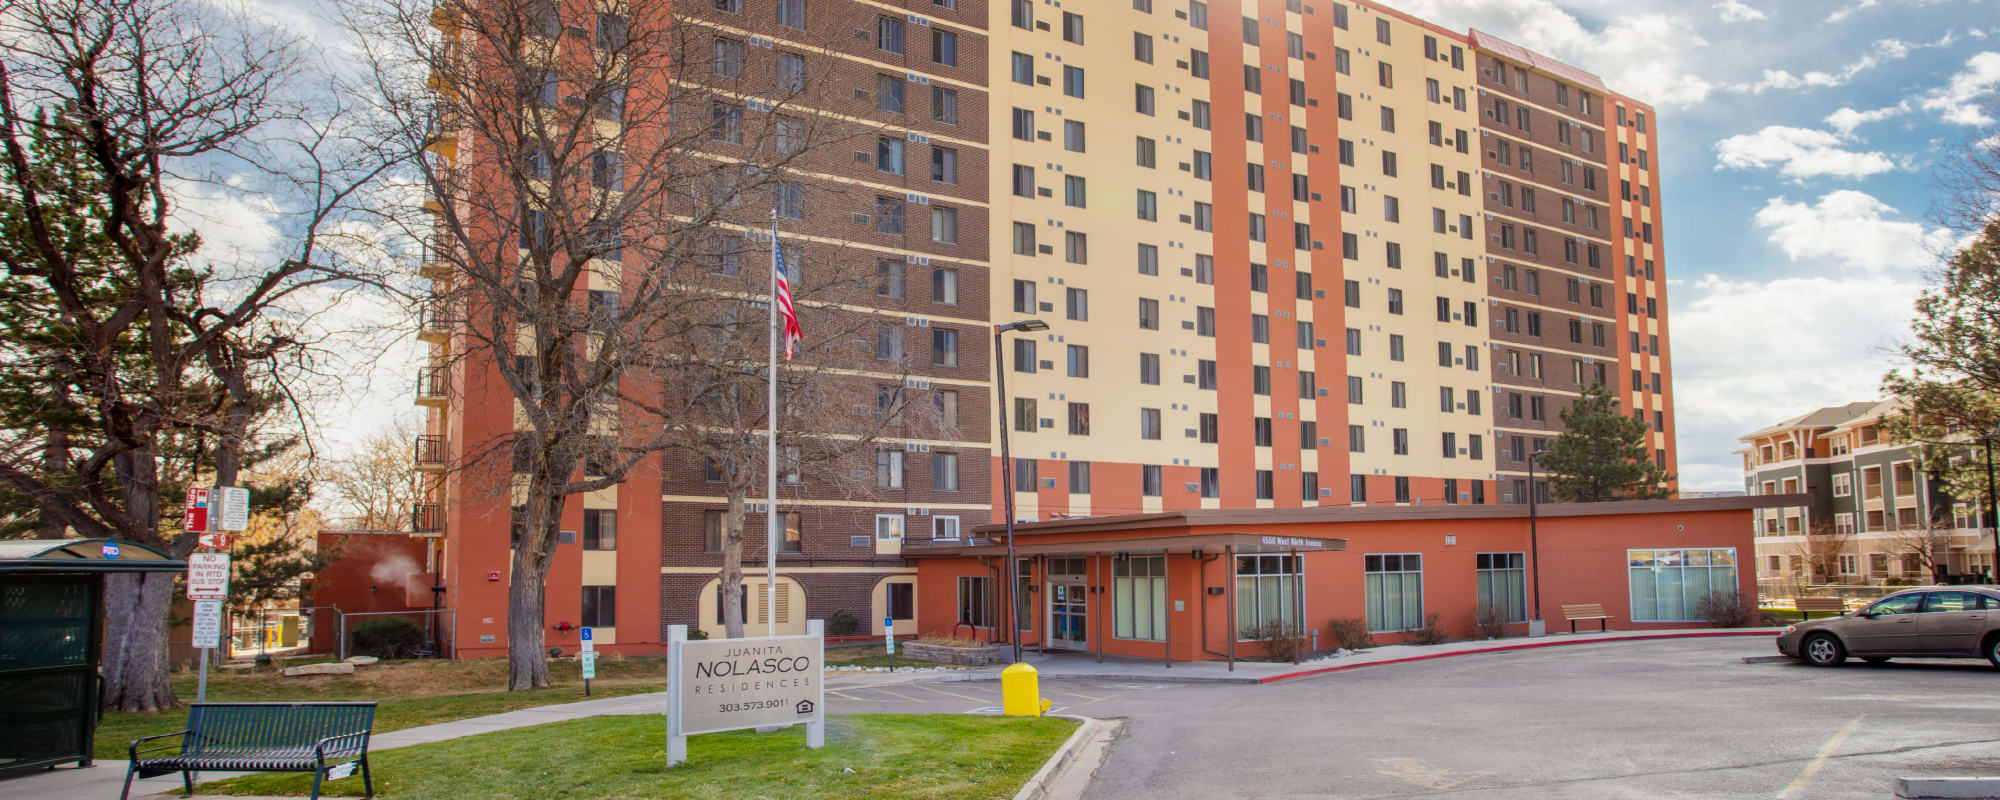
414, 0, 1676, 654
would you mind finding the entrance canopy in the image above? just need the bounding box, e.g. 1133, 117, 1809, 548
905, 531, 1346, 558
0, 539, 185, 573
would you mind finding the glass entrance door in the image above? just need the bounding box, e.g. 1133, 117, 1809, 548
1048, 583, 1088, 650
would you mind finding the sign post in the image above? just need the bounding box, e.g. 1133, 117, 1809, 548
885, 616, 895, 672
185, 553, 230, 702
667, 619, 823, 767
580, 627, 595, 696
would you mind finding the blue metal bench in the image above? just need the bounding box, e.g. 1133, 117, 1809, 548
123, 702, 376, 800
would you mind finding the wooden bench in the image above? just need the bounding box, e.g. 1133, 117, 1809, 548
1561, 603, 1611, 634
123, 702, 376, 800
1795, 597, 1848, 620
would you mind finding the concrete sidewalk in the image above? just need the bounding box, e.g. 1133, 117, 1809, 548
831, 626, 1784, 687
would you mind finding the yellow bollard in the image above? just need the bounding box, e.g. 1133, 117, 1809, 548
1001, 662, 1051, 717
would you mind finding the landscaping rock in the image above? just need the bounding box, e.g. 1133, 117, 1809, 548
283, 662, 355, 677
343, 655, 380, 666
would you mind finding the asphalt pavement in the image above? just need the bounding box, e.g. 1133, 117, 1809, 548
827, 637, 2000, 798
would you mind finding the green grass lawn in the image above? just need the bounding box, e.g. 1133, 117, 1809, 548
200, 714, 1076, 800
95, 657, 665, 759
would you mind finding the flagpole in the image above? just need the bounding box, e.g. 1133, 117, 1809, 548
766, 209, 780, 639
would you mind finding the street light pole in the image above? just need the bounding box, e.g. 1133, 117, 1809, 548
1528, 448, 1545, 635
1985, 434, 1998, 582
993, 319, 1048, 665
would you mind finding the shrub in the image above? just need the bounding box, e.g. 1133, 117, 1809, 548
915, 635, 987, 648
1471, 605, 1511, 640
827, 609, 860, 636
1245, 619, 1303, 662
1695, 591, 1757, 628
688, 628, 710, 640
1405, 612, 1450, 645
348, 617, 426, 659
1329, 617, 1375, 650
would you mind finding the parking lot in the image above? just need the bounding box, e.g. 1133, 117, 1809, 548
829, 637, 2000, 798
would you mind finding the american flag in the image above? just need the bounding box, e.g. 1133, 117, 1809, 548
772, 221, 803, 360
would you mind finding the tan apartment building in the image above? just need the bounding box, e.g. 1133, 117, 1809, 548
409, 0, 1680, 656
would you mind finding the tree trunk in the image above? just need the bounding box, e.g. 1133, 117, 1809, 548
505, 484, 563, 690
100, 570, 177, 712
720, 488, 746, 639
505, 570, 549, 690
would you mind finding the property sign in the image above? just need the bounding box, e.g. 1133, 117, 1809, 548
216, 486, 250, 532
667, 622, 825, 765
191, 599, 224, 649
579, 651, 597, 680
184, 487, 211, 533
186, 553, 231, 600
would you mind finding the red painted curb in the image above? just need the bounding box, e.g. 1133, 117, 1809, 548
1258, 629, 1782, 684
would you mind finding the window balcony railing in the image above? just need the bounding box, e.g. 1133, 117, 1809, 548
412, 502, 445, 534
1863, 484, 1883, 501
1893, 481, 1916, 498
416, 367, 449, 407
414, 435, 448, 472
417, 298, 456, 343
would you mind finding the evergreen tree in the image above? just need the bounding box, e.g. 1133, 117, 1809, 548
1538, 383, 1674, 502
1884, 217, 2000, 512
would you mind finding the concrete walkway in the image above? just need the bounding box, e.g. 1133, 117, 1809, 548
829, 626, 1785, 687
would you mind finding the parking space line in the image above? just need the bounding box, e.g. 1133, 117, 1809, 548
872, 687, 930, 703
1780, 715, 1863, 798
827, 689, 867, 702
1078, 692, 1126, 705
1047, 689, 1102, 701
914, 684, 990, 703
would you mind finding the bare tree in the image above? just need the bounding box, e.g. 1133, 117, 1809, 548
1783, 523, 1855, 584
0, 0, 396, 710
1933, 99, 2000, 236
324, 419, 423, 530
1887, 519, 1954, 582
342, 0, 897, 686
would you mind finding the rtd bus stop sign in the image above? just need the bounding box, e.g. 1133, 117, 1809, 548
186, 553, 230, 600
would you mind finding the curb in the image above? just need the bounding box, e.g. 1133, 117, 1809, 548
1011, 715, 1103, 800
1897, 777, 2000, 798
1259, 629, 1780, 684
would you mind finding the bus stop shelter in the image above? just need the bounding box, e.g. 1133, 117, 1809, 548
0, 539, 186, 773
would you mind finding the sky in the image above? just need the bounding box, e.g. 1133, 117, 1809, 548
184, 0, 2000, 493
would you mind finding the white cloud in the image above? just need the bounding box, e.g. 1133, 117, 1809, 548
1752, 191, 1953, 272
1730, 37, 1932, 94
1396, 0, 1716, 106
1714, 126, 1900, 180
1826, 0, 1882, 22
1919, 51, 2000, 126
1670, 273, 1921, 490
1715, 0, 1767, 22
1825, 103, 1911, 134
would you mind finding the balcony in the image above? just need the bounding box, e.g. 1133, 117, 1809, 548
1862, 483, 1883, 502
1893, 481, 1917, 502
412, 503, 445, 536
416, 367, 449, 407
417, 298, 455, 344
414, 434, 448, 472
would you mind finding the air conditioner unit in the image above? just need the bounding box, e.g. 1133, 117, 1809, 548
917, 318, 931, 328
1042, 478, 1056, 488
1185, 482, 1200, 492
906, 14, 929, 25
905, 316, 920, 326
908, 73, 931, 85
916, 196, 931, 206
850, 535, 871, 548
914, 256, 930, 266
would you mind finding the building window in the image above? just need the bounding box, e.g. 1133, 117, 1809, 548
958, 576, 992, 627
875, 450, 904, 489
875, 513, 905, 542
581, 585, 616, 628
933, 452, 960, 491
1364, 554, 1423, 632
933, 515, 960, 541
703, 510, 723, 553
1114, 556, 1168, 641
1070, 461, 1092, 494
1476, 553, 1526, 623
1629, 549, 1738, 622
583, 508, 617, 550
1235, 554, 1300, 637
